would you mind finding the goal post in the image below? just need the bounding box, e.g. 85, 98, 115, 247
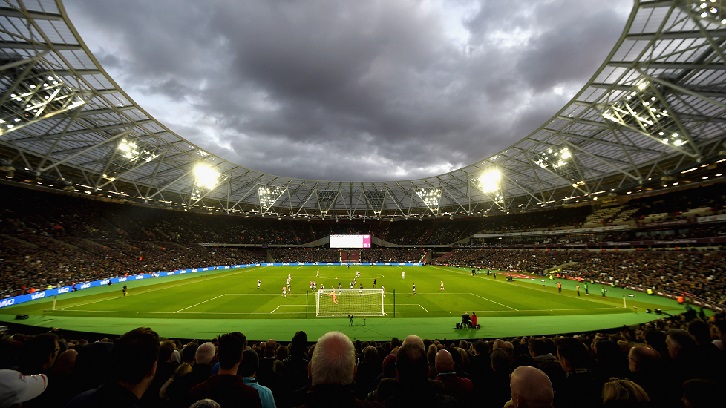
315, 288, 385, 317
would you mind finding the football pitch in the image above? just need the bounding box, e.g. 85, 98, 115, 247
0, 265, 685, 341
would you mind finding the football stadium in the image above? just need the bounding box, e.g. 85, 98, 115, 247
0, 1, 725, 407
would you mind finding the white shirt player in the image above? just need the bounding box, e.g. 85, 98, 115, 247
258, 279, 261, 289
402, 271, 406, 279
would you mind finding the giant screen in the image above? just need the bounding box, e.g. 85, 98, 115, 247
329, 234, 371, 249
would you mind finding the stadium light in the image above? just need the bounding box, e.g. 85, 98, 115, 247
118, 139, 140, 160
0, 63, 85, 136
415, 188, 441, 214
477, 168, 501, 194
116, 138, 158, 165
602, 79, 695, 155
258, 185, 286, 213
692, 0, 726, 24
534, 147, 573, 170
193, 163, 220, 190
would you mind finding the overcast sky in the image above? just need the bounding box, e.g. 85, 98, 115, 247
66, 0, 632, 182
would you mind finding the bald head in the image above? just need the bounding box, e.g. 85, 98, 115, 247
628, 345, 661, 373
310, 331, 356, 385
435, 349, 455, 373
402, 335, 425, 351
510, 366, 554, 408
53, 348, 78, 375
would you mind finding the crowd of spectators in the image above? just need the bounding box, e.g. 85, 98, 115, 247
629, 182, 726, 223
2, 182, 725, 250
432, 248, 726, 309
0, 235, 266, 298
1, 312, 724, 408
1, 243, 430, 298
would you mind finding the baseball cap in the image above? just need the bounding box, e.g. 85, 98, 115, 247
0, 369, 48, 408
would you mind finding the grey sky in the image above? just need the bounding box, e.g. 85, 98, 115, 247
66, 0, 632, 181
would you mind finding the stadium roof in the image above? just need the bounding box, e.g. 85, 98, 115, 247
1, 0, 725, 219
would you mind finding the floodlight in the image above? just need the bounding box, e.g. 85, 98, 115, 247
0, 65, 85, 135
602, 79, 693, 154
118, 139, 140, 160
477, 169, 501, 193
258, 185, 286, 212
415, 188, 441, 213
193, 163, 220, 189
692, 1, 725, 26
415, 188, 441, 205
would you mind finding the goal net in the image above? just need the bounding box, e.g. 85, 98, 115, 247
315, 288, 385, 317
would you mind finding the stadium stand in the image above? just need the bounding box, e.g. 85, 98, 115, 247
1, 181, 725, 309
1, 313, 723, 408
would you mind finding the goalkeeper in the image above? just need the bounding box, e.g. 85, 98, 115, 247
329, 290, 339, 304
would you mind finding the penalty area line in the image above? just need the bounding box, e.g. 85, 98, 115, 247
175, 294, 224, 313
469, 293, 519, 311
270, 304, 308, 313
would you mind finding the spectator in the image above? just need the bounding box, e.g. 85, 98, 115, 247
188, 332, 261, 408
626, 345, 673, 407
594, 339, 628, 380
554, 337, 602, 408
686, 319, 723, 380
239, 349, 276, 408
528, 338, 564, 393
466, 340, 489, 388
299, 331, 380, 408
504, 365, 554, 408
66, 327, 160, 408
680, 378, 718, 408
484, 349, 512, 408
370, 341, 455, 407
601, 378, 650, 408
19, 333, 59, 376
355, 346, 380, 400
189, 399, 221, 408
276, 331, 310, 408
665, 329, 700, 386
141, 339, 178, 407
0, 369, 48, 408
162, 341, 217, 408
434, 349, 473, 406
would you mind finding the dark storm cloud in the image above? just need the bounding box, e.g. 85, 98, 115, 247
66, 0, 631, 181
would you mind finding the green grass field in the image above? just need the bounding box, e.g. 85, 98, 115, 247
0, 265, 686, 341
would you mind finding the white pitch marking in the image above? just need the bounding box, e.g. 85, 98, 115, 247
470, 293, 519, 310
61, 269, 251, 310
397, 303, 429, 312
175, 294, 224, 313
